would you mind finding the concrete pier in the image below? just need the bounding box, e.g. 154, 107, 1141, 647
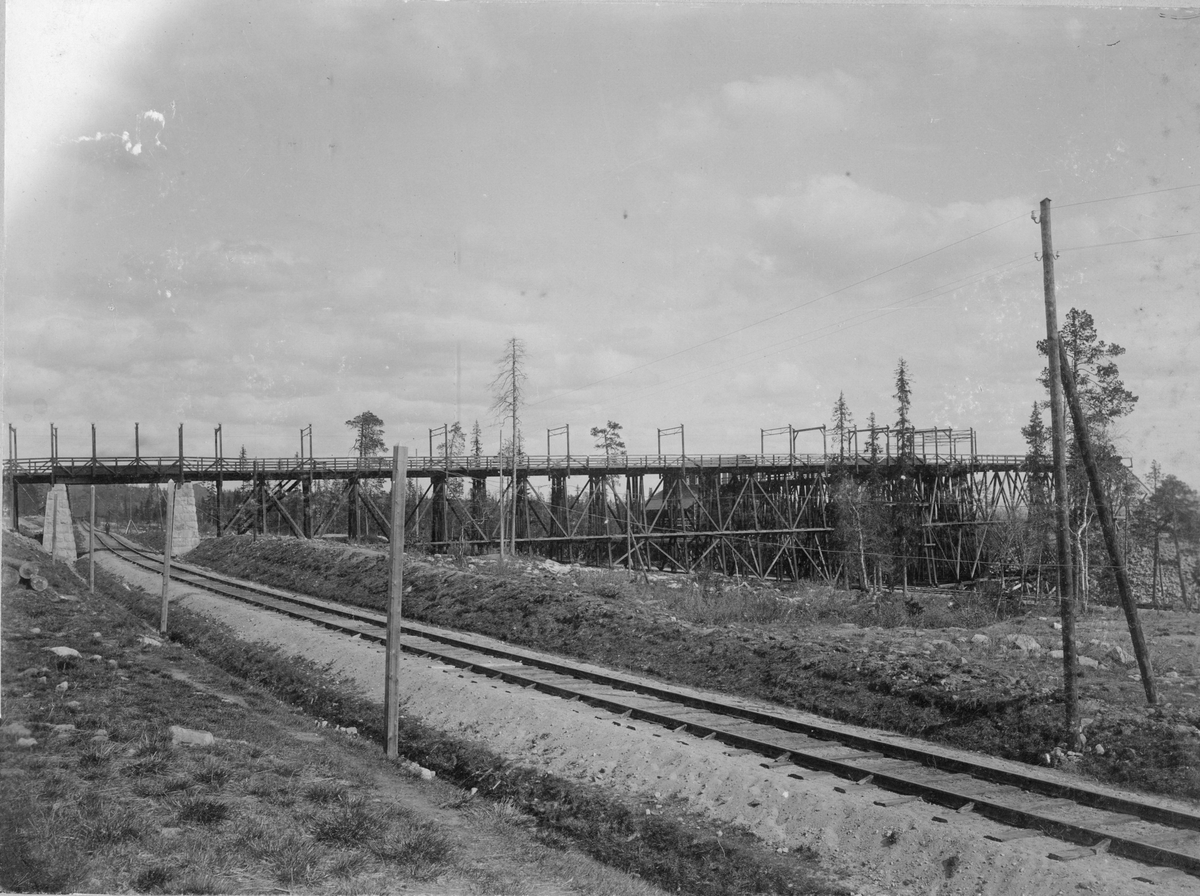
41, 484, 78, 563
166, 480, 201, 555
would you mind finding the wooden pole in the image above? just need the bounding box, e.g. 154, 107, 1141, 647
160, 485, 176, 635
385, 446, 408, 760
89, 486, 96, 594
50, 494, 59, 556
1057, 341, 1157, 704
1038, 198, 1079, 736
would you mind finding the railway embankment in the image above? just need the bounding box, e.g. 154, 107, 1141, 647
186, 535, 1200, 805
3, 528, 842, 896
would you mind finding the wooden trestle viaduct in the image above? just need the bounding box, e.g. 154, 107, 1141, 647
5, 426, 1051, 585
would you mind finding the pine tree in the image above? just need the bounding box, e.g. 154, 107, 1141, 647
470, 420, 483, 460
591, 421, 626, 458
1021, 403, 1048, 462
490, 338, 528, 557
830, 392, 854, 459
345, 411, 385, 458
865, 412, 883, 464
894, 358, 913, 458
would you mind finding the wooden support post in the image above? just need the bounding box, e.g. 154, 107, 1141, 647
160, 485, 176, 635
89, 486, 96, 594
1038, 198, 1079, 736
50, 494, 59, 557
385, 446, 408, 760
431, 475, 447, 549
1057, 342, 1157, 704
302, 476, 312, 538
8, 424, 18, 530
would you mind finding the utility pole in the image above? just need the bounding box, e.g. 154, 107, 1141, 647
89, 486, 96, 594
1037, 198, 1079, 737
385, 445, 408, 759
1058, 342, 1156, 704
160, 485, 176, 635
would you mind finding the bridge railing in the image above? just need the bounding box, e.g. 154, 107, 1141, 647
4, 451, 1032, 480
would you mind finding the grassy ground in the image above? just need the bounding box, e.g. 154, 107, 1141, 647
0, 530, 843, 896
184, 535, 1200, 803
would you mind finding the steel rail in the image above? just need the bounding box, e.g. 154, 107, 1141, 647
88, 525, 1199, 880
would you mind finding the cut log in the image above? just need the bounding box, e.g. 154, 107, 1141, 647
28, 575, 49, 592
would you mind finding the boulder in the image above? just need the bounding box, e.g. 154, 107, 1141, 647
169, 725, 214, 747
1, 722, 32, 738
1003, 634, 1042, 652
1107, 646, 1136, 667
44, 646, 82, 660
970, 634, 991, 647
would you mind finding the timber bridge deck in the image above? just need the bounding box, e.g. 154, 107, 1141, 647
4, 451, 1030, 486
7, 449, 1047, 585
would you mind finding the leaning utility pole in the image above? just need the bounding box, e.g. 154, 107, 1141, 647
1057, 342, 1157, 704
1037, 198, 1080, 736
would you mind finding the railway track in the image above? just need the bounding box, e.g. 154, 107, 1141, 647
89, 526, 1200, 884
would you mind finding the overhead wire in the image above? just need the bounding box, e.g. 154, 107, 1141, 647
1054, 181, 1200, 210
529, 211, 1030, 408
593, 254, 1038, 409
535, 181, 1196, 414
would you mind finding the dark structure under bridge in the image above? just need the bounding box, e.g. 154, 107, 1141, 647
5, 427, 1062, 585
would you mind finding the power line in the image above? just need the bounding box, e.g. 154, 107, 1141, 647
603, 256, 1036, 409
1060, 230, 1200, 252
530, 211, 1029, 408
1055, 181, 1200, 210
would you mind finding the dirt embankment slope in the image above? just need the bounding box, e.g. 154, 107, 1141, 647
186, 536, 1200, 803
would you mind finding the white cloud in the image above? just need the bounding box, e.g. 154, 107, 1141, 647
720, 71, 866, 129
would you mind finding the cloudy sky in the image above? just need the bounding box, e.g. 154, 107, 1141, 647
5, 2, 1198, 485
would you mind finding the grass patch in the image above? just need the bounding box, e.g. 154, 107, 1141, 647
309, 796, 385, 845
175, 795, 231, 826
102, 546, 840, 895
304, 779, 349, 803
371, 825, 456, 879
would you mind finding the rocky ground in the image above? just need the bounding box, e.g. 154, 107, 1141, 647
184, 535, 1200, 803
90, 533, 1200, 896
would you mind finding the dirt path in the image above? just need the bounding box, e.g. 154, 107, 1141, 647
94, 551, 1197, 896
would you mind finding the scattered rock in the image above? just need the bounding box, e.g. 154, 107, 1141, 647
1078, 656, 1101, 669
1, 722, 33, 738
16, 738, 38, 749
138, 636, 163, 648
970, 634, 990, 647
400, 759, 436, 780
44, 646, 83, 660
92, 632, 103, 642
1003, 634, 1041, 652
65, 700, 82, 711
55, 681, 70, 694
169, 725, 215, 748
107, 660, 119, 669
51, 724, 76, 736
1107, 646, 1136, 667
927, 639, 959, 656
89, 654, 103, 662
1049, 649, 1064, 659
30, 627, 41, 635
